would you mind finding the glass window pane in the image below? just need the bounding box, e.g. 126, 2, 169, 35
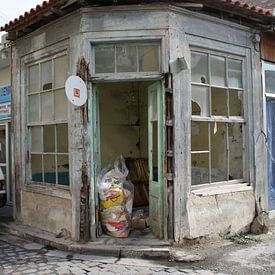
54, 89, 67, 120
192, 86, 209, 116
57, 155, 69, 185
265, 70, 275, 94
228, 123, 243, 180
229, 90, 243, 116
191, 52, 208, 84
138, 45, 159, 72
31, 126, 42, 152
41, 60, 52, 91
29, 64, 39, 93
29, 95, 39, 122
116, 45, 137, 72
210, 55, 226, 86
43, 125, 55, 152
211, 122, 227, 182
95, 46, 115, 73
56, 124, 68, 153
191, 121, 209, 151
44, 154, 56, 184
211, 87, 228, 116
54, 55, 67, 88
191, 153, 209, 185
41, 92, 53, 122
228, 59, 242, 88
31, 154, 42, 182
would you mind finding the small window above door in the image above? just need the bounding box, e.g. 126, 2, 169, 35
93, 42, 161, 75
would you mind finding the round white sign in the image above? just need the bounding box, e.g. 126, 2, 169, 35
65, 75, 87, 107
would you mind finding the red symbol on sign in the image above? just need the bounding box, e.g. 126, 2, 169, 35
73, 88, 80, 98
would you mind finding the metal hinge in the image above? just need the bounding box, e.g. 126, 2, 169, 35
166, 120, 173, 126
167, 150, 173, 157
166, 173, 174, 181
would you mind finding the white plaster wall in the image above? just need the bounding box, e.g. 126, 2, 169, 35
187, 190, 255, 238
21, 191, 72, 235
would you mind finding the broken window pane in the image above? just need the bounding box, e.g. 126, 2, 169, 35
31, 126, 42, 152
44, 154, 56, 184
138, 45, 159, 72
31, 154, 42, 182
229, 90, 243, 116
211, 87, 228, 116
54, 55, 67, 88
57, 154, 69, 185
191, 153, 209, 185
228, 59, 242, 88
41, 60, 52, 90
210, 55, 226, 87
95, 46, 115, 73
191, 52, 208, 84
265, 70, 275, 94
54, 89, 67, 120
116, 45, 137, 72
191, 121, 209, 151
56, 124, 68, 153
211, 122, 227, 182
43, 125, 55, 152
41, 92, 53, 121
29, 64, 39, 93
192, 86, 209, 116
228, 123, 243, 180
29, 94, 39, 122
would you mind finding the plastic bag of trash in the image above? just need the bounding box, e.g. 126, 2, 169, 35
98, 156, 134, 238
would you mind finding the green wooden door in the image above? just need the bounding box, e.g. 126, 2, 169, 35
148, 81, 164, 239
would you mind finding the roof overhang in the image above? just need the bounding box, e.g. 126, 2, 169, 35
1, 0, 275, 40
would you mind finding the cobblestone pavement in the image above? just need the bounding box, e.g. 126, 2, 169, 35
0, 231, 275, 275
0, 233, 222, 275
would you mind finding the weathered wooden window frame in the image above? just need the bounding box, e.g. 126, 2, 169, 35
26, 51, 70, 188
90, 40, 162, 81
191, 47, 246, 186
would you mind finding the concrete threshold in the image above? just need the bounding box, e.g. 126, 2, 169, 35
0, 221, 171, 259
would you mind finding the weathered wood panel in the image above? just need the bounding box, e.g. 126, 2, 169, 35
261, 33, 275, 63
169, 12, 191, 242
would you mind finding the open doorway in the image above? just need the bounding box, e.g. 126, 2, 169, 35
95, 81, 164, 240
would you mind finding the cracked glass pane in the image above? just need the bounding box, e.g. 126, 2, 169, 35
191, 121, 209, 151
228, 59, 243, 88
29, 64, 39, 93
116, 45, 137, 72
210, 55, 226, 87
229, 90, 243, 116
265, 70, 275, 94
41, 60, 52, 91
95, 46, 115, 73
41, 92, 53, 122
43, 125, 55, 153
192, 86, 209, 116
44, 154, 56, 184
228, 123, 243, 180
31, 154, 42, 182
211, 122, 227, 182
54, 55, 67, 88
211, 87, 228, 116
138, 45, 159, 72
191, 153, 209, 185
191, 52, 208, 84
31, 126, 42, 152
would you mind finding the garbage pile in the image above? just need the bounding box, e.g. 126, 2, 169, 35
97, 156, 134, 238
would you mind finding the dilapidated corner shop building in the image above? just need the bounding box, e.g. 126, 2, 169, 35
2, 0, 275, 243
